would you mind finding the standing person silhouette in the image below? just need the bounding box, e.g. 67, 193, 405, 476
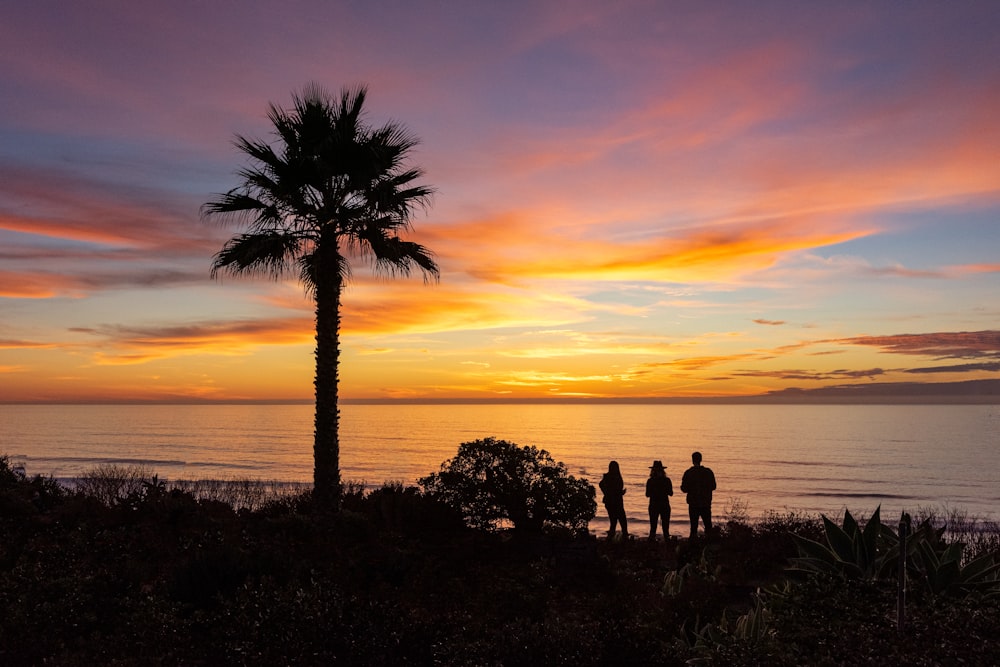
681, 451, 716, 540
645, 460, 673, 541
599, 461, 628, 539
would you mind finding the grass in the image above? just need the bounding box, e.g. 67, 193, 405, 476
2, 457, 999, 666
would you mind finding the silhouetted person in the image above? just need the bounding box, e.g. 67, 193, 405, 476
681, 451, 716, 540
599, 461, 628, 539
645, 460, 673, 541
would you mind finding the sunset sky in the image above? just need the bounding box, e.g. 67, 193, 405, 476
2, 1, 998, 403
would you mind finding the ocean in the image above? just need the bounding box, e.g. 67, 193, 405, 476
3, 403, 998, 532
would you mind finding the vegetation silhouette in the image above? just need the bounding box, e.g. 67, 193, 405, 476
2, 455, 1000, 664
789, 506, 1000, 598
202, 83, 438, 509
419, 437, 596, 534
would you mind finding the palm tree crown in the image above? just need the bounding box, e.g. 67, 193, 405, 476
202, 83, 438, 508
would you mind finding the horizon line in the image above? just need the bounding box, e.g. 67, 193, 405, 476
3, 397, 999, 407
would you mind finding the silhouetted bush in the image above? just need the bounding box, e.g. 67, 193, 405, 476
419, 437, 597, 533
0, 455, 65, 515
169, 477, 306, 511
0, 455, 22, 488
362, 481, 464, 534
75, 463, 157, 507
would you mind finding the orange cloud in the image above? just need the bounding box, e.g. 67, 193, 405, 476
1, 212, 147, 248
424, 211, 871, 287
951, 263, 1000, 275
0, 165, 218, 253
0, 270, 83, 298
340, 283, 597, 336
0, 338, 58, 350
0, 266, 208, 299
639, 353, 766, 372
432, 37, 999, 296
74, 317, 315, 365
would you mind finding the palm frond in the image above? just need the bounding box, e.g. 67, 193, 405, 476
369, 124, 420, 162
368, 175, 434, 220
235, 169, 282, 201
210, 231, 304, 281
367, 235, 440, 282
233, 136, 282, 170
200, 191, 270, 219
333, 84, 367, 132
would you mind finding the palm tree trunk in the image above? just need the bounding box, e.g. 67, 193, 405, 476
312, 234, 342, 510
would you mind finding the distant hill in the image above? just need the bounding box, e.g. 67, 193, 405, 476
760, 379, 1000, 404
340, 379, 1000, 405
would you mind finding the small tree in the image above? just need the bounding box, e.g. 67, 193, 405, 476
419, 437, 596, 533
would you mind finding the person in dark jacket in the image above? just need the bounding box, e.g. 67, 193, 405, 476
599, 461, 628, 539
680, 451, 716, 540
645, 460, 673, 541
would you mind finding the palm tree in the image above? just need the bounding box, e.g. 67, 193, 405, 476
202, 83, 438, 509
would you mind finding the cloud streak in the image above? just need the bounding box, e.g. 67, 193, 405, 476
71, 318, 315, 364
838, 331, 1000, 359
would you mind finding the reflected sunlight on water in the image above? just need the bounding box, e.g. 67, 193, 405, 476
4, 403, 998, 531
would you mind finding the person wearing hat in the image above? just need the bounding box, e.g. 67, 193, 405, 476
645, 460, 673, 541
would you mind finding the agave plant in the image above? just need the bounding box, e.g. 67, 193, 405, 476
905, 519, 1000, 598
788, 506, 898, 581
676, 592, 774, 659
662, 551, 722, 597
732, 593, 773, 643
789, 507, 1000, 599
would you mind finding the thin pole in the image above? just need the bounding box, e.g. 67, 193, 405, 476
897, 512, 910, 634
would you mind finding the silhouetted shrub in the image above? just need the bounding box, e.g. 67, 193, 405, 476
338, 479, 369, 513
0, 455, 23, 488
75, 463, 157, 507
167, 477, 305, 512
0, 455, 65, 514
419, 437, 596, 533
362, 481, 464, 534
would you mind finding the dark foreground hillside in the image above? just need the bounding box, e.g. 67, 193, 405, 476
2, 463, 999, 666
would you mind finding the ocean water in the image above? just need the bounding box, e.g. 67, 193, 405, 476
3, 403, 999, 532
